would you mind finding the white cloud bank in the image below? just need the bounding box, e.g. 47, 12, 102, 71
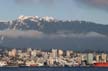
0, 30, 43, 38
0, 30, 106, 39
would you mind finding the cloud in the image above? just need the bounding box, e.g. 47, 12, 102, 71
77, 0, 108, 5
15, 0, 55, 5
15, 0, 34, 4
47, 32, 107, 39
75, 0, 108, 10
0, 30, 106, 40
0, 30, 43, 38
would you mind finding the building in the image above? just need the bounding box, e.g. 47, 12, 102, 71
87, 53, 93, 64
47, 57, 54, 65
101, 53, 107, 62
51, 49, 57, 58
58, 49, 63, 57
66, 50, 73, 57
81, 53, 87, 61
31, 50, 37, 57
8, 48, 17, 57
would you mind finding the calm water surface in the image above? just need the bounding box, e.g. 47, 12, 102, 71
0, 67, 108, 71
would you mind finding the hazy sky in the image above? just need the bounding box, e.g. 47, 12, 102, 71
0, 0, 108, 24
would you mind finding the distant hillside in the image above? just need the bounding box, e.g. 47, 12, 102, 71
0, 16, 108, 51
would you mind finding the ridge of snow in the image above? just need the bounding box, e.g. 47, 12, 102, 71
41, 16, 55, 22
18, 15, 55, 22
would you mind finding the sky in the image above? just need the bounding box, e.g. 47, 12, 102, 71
0, 0, 108, 24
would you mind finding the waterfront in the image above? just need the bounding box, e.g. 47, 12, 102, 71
0, 67, 108, 71
0, 48, 108, 67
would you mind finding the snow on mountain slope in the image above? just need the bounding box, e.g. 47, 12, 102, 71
0, 16, 108, 50
0, 15, 108, 37
18, 15, 55, 22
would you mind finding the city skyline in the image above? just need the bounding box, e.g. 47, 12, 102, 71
0, 0, 108, 24
0, 48, 107, 67
0, 0, 108, 70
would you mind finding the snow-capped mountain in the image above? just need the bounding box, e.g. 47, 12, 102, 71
0, 16, 107, 32
6, 15, 56, 30
17, 15, 55, 22
0, 15, 108, 38
0, 16, 108, 51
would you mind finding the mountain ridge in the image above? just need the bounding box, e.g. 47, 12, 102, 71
0, 16, 108, 51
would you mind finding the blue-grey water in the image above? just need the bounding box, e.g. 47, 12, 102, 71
0, 67, 108, 71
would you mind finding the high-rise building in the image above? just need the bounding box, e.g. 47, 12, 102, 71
27, 48, 32, 52
9, 48, 17, 57
87, 53, 93, 64
96, 54, 100, 62
51, 49, 57, 58
58, 49, 63, 56
47, 57, 54, 65
101, 53, 107, 62
27, 48, 32, 56
8, 51, 12, 57
81, 53, 87, 61
66, 50, 73, 57
31, 50, 37, 57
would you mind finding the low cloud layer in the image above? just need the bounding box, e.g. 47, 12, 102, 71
0, 30, 106, 40
47, 32, 107, 39
0, 30, 43, 38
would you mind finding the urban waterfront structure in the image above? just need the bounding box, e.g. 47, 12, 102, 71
0, 48, 108, 67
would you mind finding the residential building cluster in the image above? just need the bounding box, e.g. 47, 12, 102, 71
0, 48, 108, 67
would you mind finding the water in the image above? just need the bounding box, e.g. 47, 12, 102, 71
0, 67, 108, 71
